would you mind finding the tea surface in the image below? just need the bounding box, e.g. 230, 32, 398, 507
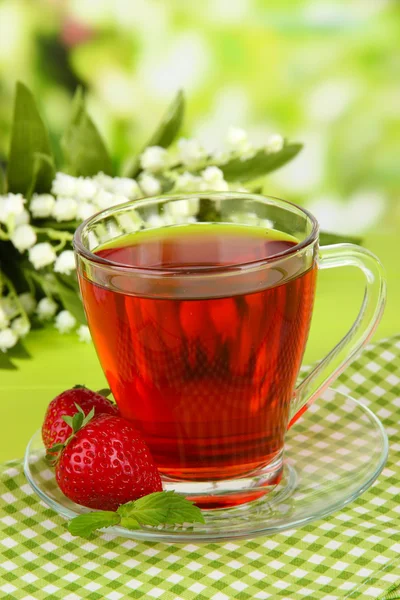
79, 224, 317, 480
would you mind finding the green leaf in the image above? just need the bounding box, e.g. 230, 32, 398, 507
0, 164, 6, 194
220, 143, 302, 182
52, 275, 86, 324
68, 511, 120, 537
62, 415, 74, 428
72, 411, 84, 432
123, 90, 185, 178
319, 231, 363, 246
147, 90, 185, 149
96, 388, 112, 397
81, 406, 95, 428
0, 353, 17, 370
62, 87, 112, 177
7, 82, 55, 195
26, 152, 55, 200
117, 491, 205, 527
8, 341, 31, 360
48, 443, 65, 453
36, 220, 81, 232
119, 517, 141, 530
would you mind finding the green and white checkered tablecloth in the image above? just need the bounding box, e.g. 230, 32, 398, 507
1, 335, 399, 600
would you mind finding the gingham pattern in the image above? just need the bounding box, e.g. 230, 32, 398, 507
1, 336, 399, 600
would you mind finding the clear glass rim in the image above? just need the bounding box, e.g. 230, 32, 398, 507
73, 192, 319, 276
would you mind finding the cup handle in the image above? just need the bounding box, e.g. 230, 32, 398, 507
289, 243, 386, 427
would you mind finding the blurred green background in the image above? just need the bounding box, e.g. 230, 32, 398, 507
0, 0, 399, 461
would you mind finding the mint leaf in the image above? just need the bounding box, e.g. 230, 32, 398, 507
319, 231, 363, 246
119, 517, 141, 530
62, 87, 112, 177
8, 82, 55, 195
68, 511, 120, 537
117, 491, 205, 527
123, 90, 185, 178
68, 492, 205, 538
220, 143, 302, 182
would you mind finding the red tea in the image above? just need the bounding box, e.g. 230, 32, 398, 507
79, 224, 317, 481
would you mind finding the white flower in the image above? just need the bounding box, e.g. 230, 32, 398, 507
95, 190, 129, 210
200, 178, 229, 192
75, 177, 98, 201
227, 126, 247, 147
95, 189, 115, 210
266, 134, 284, 153
77, 325, 92, 343
110, 177, 141, 199
52, 197, 78, 222
30, 194, 55, 218
18, 293, 37, 315
116, 211, 144, 233
11, 225, 37, 253
174, 172, 203, 192
1, 297, 17, 318
55, 310, 76, 334
202, 166, 224, 183
51, 172, 77, 197
15, 209, 30, 226
11, 317, 30, 338
177, 138, 206, 168
0, 194, 26, 224
165, 198, 199, 218
146, 214, 168, 228
0, 328, 18, 352
227, 127, 252, 154
214, 150, 230, 163
37, 297, 58, 320
88, 231, 99, 250
0, 306, 9, 330
94, 172, 115, 191
140, 146, 168, 172
29, 243, 56, 269
111, 195, 130, 207
54, 250, 76, 275
77, 202, 97, 221
139, 173, 161, 196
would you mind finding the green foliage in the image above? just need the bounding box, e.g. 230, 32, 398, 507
7, 82, 55, 196
123, 90, 185, 178
0, 81, 363, 371
68, 491, 204, 537
221, 144, 303, 182
319, 232, 363, 246
61, 88, 113, 177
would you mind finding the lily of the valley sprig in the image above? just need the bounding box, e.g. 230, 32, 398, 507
0, 82, 352, 369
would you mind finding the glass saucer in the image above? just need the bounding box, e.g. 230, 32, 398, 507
24, 388, 388, 543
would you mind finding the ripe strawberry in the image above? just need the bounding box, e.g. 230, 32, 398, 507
42, 386, 119, 450
55, 415, 162, 511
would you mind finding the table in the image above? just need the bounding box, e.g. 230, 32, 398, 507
1, 334, 399, 599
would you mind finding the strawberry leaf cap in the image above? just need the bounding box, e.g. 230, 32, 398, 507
45, 404, 95, 465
